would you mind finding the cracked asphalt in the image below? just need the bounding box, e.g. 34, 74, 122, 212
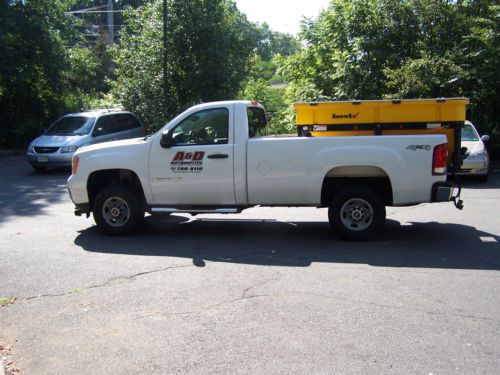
0, 155, 499, 374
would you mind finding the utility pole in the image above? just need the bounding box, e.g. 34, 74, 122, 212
107, 0, 114, 44
163, 0, 169, 113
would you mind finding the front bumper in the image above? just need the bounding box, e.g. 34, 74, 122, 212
27, 152, 73, 167
67, 185, 89, 205
68, 186, 91, 216
456, 168, 489, 176
74, 203, 91, 216
457, 158, 489, 176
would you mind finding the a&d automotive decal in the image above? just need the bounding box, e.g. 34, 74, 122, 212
170, 151, 205, 173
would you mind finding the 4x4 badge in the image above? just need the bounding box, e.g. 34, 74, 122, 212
406, 145, 431, 151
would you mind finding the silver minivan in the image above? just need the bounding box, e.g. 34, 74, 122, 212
27, 110, 145, 172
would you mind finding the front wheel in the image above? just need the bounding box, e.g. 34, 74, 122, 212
328, 186, 386, 241
93, 186, 144, 235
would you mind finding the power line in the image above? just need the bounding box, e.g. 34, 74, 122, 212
66, 10, 124, 14
65, 1, 121, 45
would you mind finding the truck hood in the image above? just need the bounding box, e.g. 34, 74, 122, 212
76, 137, 146, 154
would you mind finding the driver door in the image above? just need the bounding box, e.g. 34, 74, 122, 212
149, 106, 235, 206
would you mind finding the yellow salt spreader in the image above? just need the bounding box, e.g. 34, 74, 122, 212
294, 97, 469, 175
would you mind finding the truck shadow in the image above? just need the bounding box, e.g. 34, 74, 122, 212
0, 156, 70, 223
74, 216, 500, 271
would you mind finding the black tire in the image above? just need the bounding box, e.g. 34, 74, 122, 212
328, 186, 386, 241
32, 165, 48, 172
93, 186, 144, 235
477, 173, 488, 182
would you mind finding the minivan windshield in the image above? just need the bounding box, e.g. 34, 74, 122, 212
461, 123, 479, 142
45, 116, 95, 136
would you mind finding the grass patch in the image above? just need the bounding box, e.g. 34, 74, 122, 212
0, 296, 17, 307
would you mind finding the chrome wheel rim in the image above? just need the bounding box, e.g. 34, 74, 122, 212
340, 198, 374, 231
102, 196, 130, 227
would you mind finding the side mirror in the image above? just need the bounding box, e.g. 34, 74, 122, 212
93, 127, 103, 137
160, 129, 173, 148
481, 135, 490, 143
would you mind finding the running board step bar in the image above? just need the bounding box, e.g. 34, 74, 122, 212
151, 207, 239, 214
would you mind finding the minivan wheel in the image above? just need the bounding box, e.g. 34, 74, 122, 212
32, 165, 48, 172
477, 173, 488, 182
329, 186, 386, 241
93, 186, 144, 235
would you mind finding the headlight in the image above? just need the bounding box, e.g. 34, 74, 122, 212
466, 151, 486, 161
61, 145, 78, 153
27, 145, 34, 153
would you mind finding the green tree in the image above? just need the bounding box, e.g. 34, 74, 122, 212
0, 0, 119, 149
238, 25, 300, 134
253, 23, 300, 61
111, 0, 258, 131
0, 0, 81, 148
279, 0, 499, 148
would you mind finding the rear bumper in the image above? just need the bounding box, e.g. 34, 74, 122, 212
431, 181, 455, 202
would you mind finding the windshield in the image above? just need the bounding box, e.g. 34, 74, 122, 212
461, 123, 479, 142
45, 116, 95, 136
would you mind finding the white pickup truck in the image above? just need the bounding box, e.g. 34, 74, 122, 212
67, 100, 461, 240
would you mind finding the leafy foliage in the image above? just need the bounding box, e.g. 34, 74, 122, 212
0, 1, 74, 147
0, 0, 117, 148
111, 0, 258, 131
109, 3, 165, 132
280, 0, 499, 145
1, 0, 498, 155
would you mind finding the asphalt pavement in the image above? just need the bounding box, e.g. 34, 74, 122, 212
0, 155, 499, 374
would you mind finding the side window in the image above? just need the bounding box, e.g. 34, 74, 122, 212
114, 113, 141, 132
247, 107, 268, 138
171, 108, 229, 146
94, 115, 118, 136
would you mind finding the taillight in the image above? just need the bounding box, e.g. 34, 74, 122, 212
432, 143, 447, 175
72, 156, 79, 175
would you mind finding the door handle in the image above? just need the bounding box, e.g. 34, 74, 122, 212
207, 153, 229, 159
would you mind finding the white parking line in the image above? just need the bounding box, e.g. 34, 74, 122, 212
479, 236, 497, 243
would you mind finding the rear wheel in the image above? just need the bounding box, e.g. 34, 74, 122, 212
329, 186, 386, 241
93, 186, 144, 235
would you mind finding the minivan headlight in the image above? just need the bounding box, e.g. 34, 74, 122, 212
61, 145, 78, 153
466, 151, 486, 161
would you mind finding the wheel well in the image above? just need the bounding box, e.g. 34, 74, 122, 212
87, 169, 146, 209
321, 169, 393, 207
